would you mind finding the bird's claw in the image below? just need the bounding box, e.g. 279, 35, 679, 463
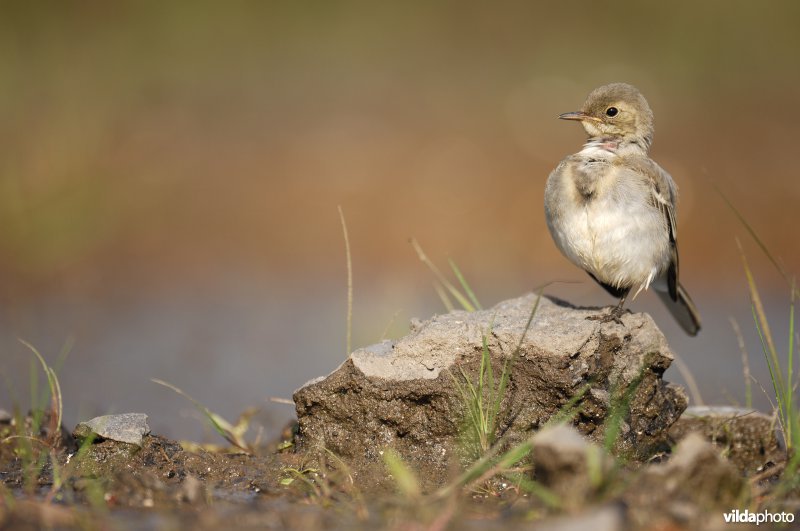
586, 306, 627, 326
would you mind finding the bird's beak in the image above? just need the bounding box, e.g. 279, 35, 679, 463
558, 111, 601, 123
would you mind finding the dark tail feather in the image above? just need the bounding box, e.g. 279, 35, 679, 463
656, 283, 701, 336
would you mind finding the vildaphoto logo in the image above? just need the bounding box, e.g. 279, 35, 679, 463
723, 509, 795, 525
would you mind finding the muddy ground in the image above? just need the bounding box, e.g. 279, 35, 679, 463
0, 407, 795, 531
1, 417, 571, 530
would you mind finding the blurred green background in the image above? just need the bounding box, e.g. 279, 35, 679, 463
1, 1, 798, 439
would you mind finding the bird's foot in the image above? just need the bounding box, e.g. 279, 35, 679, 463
586, 305, 627, 326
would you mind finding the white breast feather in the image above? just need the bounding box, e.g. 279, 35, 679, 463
551, 163, 669, 296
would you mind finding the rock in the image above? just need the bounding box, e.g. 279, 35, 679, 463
74, 413, 151, 447
669, 406, 782, 474
0, 409, 11, 423
293, 294, 687, 482
626, 432, 749, 529
531, 424, 614, 508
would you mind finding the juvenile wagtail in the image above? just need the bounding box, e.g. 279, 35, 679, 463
544, 83, 701, 335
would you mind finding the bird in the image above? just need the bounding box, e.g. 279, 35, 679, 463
544, 83, 701, 335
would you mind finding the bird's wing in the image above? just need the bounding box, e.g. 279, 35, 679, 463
651, 164, 679, 301
628, 158, 680, 301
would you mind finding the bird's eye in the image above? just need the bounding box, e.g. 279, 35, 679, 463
605, 107, 619, 117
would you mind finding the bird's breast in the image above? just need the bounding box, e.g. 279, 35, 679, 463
545, 161, 670, 291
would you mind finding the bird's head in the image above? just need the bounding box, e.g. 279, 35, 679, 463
559, 83, 654, 148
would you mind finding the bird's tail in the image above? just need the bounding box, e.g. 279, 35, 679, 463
656, 283, 701, 336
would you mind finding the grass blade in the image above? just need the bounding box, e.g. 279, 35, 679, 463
410, 238, 475, 312
787, 281, 796, 443
717, 185, 798, 298
433, 440, 508, 498
739, 242, 786, 415
752, 305, 785, 429
604, 366, 646, 453
491, 291, 543, 438
151, 378, 251, 453
738, 240, 778, 363
506, 472, 562, 509
433, 282, 455, 312
671, 352, 703, 406
449, 258, 482, 310
18, 339, 62, 439
382, 448, 420, 499
729, 317, 753, 409
338, 205, 353, 356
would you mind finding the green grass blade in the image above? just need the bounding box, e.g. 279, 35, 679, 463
49, 367, 63, 437
491, 291, 543, 439
604, 366, 646, 452
54, 336, 75, 375
751, 305, 786, 434
433, 440, 514, 498
28, 358, 39, 429
435, 437, 561, 509
458, 366, 480, 404
449, 258, 482, 310
410, 238, 475, 312
19, 339, 62, 434
492, 439, 533, 470
739, 242, 785, 399
451, 292, 544, 458
505, 472, 562, 509
451, 368, 482, 444
382, 448, 420, 499
482, 335, 494, 439
729, 317, 753, 409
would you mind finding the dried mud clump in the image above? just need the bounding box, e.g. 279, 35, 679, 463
293, 294, 687, 484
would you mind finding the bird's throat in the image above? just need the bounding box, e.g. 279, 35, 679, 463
579, 137, 648, 159
579, 137, 620, 159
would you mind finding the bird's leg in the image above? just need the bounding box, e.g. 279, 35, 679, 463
587, 294, 628, 325
607, 294, 628, 324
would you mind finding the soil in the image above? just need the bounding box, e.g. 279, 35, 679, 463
0, 410, 794, 531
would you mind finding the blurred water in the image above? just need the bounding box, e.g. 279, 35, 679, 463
0, 274, 791, 443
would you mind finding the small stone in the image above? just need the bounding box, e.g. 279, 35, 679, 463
532, 424, 614, 507
0, 409, 11, 424
73, 413, 150, 447
626, 432, 748, 528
